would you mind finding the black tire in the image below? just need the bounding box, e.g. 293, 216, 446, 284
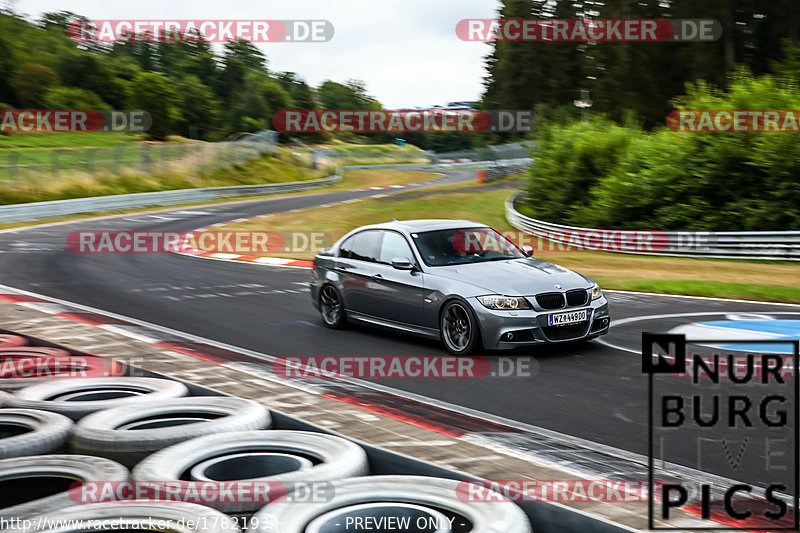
1, 502, 241, 532
8, 377, 189, 420
72, 397, 272, 467
251, 475, 532, 533
0, 454, 128, 520
132, 430, 369, 514
440, 299, 481, 355
0, 409, 73, 459
319, 284, 347, 329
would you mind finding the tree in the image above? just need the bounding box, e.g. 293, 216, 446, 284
42, 87, 109, 109
129, 72, 180, 140
11, 64, 61, 107
175, 75, 222, 139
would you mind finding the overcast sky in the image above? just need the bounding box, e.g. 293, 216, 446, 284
11, 0, 500, 108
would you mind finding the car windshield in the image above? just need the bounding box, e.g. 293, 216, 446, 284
411, 227, 526, 266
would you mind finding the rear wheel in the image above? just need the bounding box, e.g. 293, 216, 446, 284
440, 300, 480, 355
319, 285, 347, 329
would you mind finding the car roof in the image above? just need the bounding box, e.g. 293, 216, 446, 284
357, 219, 488, 233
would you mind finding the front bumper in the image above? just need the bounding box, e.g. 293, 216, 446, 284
469, 297, 611, 350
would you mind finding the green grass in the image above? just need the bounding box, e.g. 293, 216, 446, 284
0, 131, 144, 149
319, 143, 430, 166
0, 169, 440, 231
608, 279, 800, 303
0, 151, 324, 205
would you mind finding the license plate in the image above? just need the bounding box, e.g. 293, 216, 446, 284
548, 309, 589, 326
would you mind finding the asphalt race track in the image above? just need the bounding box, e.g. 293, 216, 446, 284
0, 169, 798, 487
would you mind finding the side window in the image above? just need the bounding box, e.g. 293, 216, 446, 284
338, 235, 356, 259
378, 231, 414, 264
349, 230, 381, 263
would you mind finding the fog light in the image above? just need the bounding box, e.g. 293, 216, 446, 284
505, 332, 514, 340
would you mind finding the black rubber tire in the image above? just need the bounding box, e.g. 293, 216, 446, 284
319, 284, 347, 329
72, 396, 272, 467
0, 454, 128, 520
252, 475, 532, 533
0, 409, 73, 459
1, 502, 241, 532
8, 377, 189, 420
439, 299, 481, 355
132, 430, 369, 514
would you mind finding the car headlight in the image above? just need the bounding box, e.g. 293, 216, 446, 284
591, 283, 603, 300
477, 295, 530, 310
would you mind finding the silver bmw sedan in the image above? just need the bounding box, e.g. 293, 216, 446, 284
311, 219, 610, 354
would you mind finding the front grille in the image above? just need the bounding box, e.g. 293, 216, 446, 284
542, 322, 589, 341
566, 289, 588, 307
535, 292, 565, 310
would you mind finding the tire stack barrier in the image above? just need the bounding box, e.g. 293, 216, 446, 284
0, 328, 633, 533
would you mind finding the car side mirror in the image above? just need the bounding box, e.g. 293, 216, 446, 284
391, 257, 415, 270
521, 245, 534, 257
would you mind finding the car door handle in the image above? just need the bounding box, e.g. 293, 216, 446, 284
372, 273, 383, 280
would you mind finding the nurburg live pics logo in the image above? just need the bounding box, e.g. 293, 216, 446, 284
642, 332, 799, 530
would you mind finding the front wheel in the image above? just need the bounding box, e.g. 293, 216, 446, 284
440, 300, 480, 355
319, 284, 347, 329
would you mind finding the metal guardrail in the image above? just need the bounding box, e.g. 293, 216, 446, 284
506, 191, 800, 261
0, 160, 516, 224
484, 161, 532, 181
0, 173, 343, 224
432, 141, 535, 163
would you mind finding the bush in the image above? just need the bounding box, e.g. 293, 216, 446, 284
42, 87, 110, 110
523, 71, 800, 231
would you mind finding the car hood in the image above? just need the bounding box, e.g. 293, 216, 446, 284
429, 258, 593, 295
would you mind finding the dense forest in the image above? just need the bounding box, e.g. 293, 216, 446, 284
478, 0, 800, 231
0, 10, 382, 143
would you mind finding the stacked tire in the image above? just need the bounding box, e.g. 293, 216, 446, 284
0, 365, 534, 531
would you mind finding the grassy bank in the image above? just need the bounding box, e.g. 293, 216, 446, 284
0, 169, 441, 231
